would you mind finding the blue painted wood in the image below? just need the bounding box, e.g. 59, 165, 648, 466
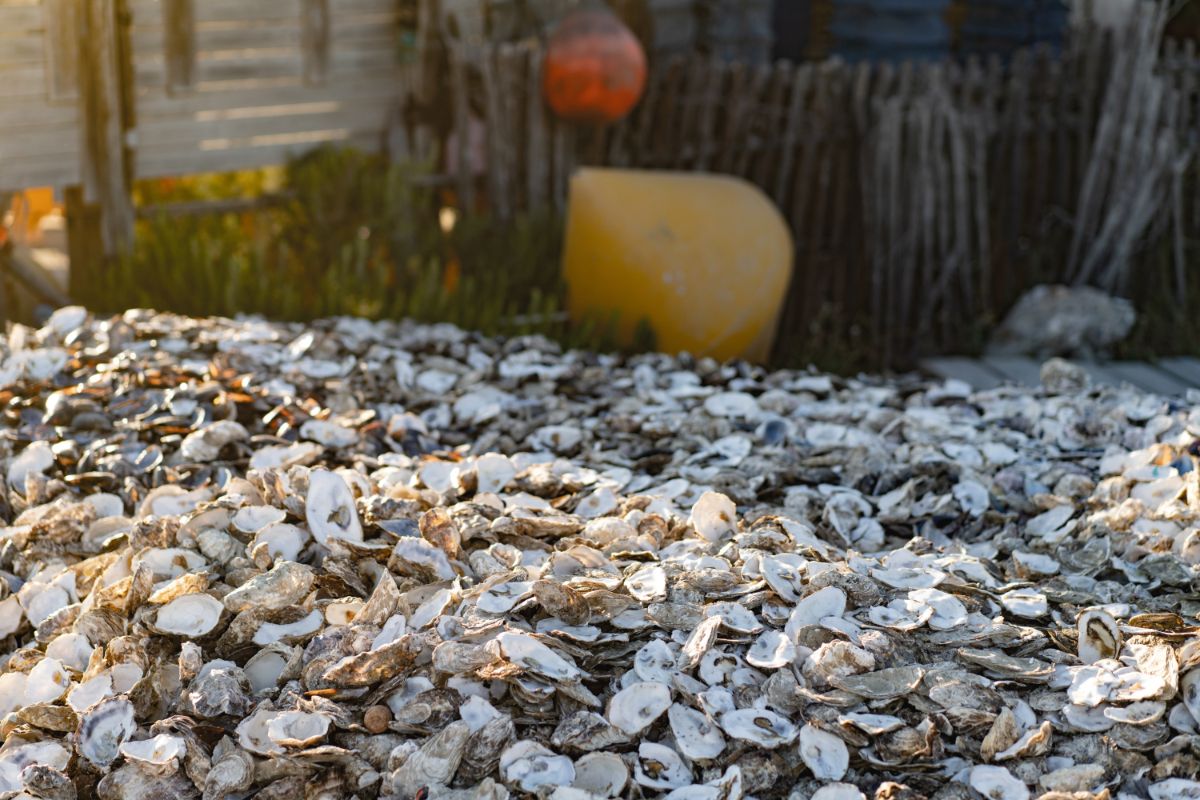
959, 0, 1068, 56
829, 0, 950, 62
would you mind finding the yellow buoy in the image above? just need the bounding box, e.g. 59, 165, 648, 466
562, 168, 793, 362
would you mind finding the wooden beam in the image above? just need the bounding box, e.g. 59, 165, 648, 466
136, 193, 293, 218
76, 0, 134, 258
163, 0, 196, 94
0, 245, 72, 309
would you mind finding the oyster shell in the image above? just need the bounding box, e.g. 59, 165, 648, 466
798, 723, 849, 780
4, 308, 1200, 797
153, 593, 224, 637
77, 697, 137, 767
608, 681, 671, 735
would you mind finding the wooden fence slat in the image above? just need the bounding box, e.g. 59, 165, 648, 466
633, 54, 666, 166
738, 64, 770, 179
480, 44, 509, 220
673, 55, 705, 170
0, 126, 81, 160
132, 25, 300, 52
0, 36, 51, 66
135, 84, 401, 121
525, 45, 549, 211
772, 62, 808, 206
714, 61, 747, 175
694, 59, 724, 172
653, 57, 685, 167
133, 130, 381, 177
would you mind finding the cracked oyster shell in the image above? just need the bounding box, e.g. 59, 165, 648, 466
689, 492, 738, 542
392, 719, 471, 796
305, 469, 363, 545
831, 665, 924, 699
497, 630, 580, 681
499, 740, 575, 793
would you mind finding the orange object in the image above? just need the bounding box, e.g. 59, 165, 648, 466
542, 4, 647, 125
7, 188, 57, 244
563, 168, 794, 363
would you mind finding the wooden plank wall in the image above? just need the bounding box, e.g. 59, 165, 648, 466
0, 0, 417, 191
127, 0, 417, 179
0, 0, 84, 190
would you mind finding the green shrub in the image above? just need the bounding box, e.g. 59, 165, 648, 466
78, 146, 622, 352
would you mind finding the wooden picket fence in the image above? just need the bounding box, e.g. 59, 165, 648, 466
441, 8, 1197, 366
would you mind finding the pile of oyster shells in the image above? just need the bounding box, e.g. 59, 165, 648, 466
1, 307, 1200, 800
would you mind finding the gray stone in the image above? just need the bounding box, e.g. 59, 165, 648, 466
987, 285, 1136, 358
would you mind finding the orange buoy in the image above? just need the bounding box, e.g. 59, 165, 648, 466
542, 4, 647, 125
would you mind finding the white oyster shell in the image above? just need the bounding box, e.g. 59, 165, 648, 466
608, 681, 672, 735
689, 492, 737, 542
266, 710, 330, 747
78, 697, 137, 767
969, 765, 1030, 800
119, 734, 185, 768
668, 703, 726, 761
797, 723, 849, 780
305, 468, 364, 544
719, 709, 797, 749
500, 740, 575, 793
155, 593, 224, 637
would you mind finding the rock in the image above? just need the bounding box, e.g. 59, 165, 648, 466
987, 284, 1136, 358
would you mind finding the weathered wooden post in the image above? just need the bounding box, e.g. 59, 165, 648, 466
67, 0, 135, 299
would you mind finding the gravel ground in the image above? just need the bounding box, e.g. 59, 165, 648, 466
0, 308, 1198, 800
